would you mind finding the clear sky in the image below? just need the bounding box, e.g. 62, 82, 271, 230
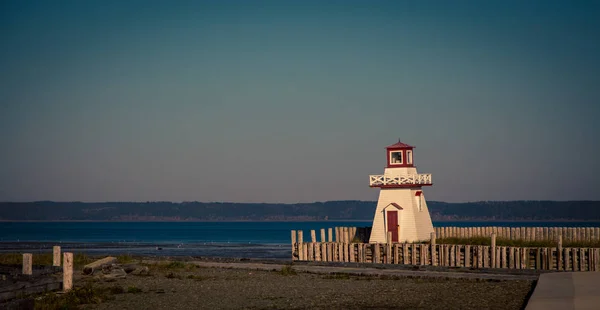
1, 0, 599, 203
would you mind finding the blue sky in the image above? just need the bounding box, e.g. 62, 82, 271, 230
1, 0, 599, 203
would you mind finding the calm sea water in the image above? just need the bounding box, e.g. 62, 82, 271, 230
1, 221, 599, 259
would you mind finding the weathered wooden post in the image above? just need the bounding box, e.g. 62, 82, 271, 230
328, 228, 333, 242
491, 233, 497, 268
297, 230, 304, 260
373, 243, 381, 264
557, 235, 563, 271
53, 246, 61, 267
320, 229, 326, 243
291, 230, 297, 261
63, 252, 73, 292
310, 230, 317, 243
386, 231, 393, 264
22, 253, 32, 275
430, 232, 437, 266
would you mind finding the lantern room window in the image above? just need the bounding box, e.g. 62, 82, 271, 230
407, 150, 413, 164
390, 151, 403, 164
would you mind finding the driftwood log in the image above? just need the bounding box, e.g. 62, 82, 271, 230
82, 257, 117, 275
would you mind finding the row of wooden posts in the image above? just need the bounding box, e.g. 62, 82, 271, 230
435, 226, 600, 242
21, 246, 73, 292
291, 229, 600, 272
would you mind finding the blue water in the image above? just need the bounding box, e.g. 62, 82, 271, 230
1, 221, 598, 259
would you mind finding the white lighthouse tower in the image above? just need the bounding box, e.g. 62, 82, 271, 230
368, 140, 434, 243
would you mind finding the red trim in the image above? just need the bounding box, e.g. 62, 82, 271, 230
415, 191, 423, 196
389, 202, 403, 210
386, 149, 415, 168
370, 184, 432, 188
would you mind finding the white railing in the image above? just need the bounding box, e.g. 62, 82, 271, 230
369, 174, 432, 186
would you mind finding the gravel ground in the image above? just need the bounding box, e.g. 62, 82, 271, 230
80, 264, 535, 310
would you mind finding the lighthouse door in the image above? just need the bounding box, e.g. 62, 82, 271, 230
386, 211, 399, 242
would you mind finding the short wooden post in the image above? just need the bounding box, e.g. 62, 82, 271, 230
328, 228, 333, 242
449, 245, 455, 267
491, 233, 497, 268
63, 252, 73, 292
501, 246, 507, 268
320, 229, 326, 242
321, 243, 327, 262
386, 232, 393, 264
327, 243, 333, 261
564, 248, 570, 271
291, 230, 297, 261
465, 245, 471, 267
430, 232, 437, 266
403, 244, 409, 264
557, 235, 563, 271
572, 248, 578, 271
521, 248, 528, 269
374, 244, 381, 264
411, 244, 417, 265
53, 246, 61, 267
509, 247, 515, 269
22, 253, 33, 275
335, 227, 339, 242
297, 230, 304, 260
357, 243, 363, 263
308, 242, 314, 261
311, 230, 317, 243
315, 242, 321, 261
332, 243, 338, 262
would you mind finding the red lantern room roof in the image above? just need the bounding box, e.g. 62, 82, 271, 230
386, 140, 414, 149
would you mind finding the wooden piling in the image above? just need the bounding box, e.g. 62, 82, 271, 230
557, 235, 563, 271
430, 232, 437, 266
491, 233, 496, 268
53, 246, 61, 267
63, 252, 73, 292
411, 244, 417, 265
328, 228, 333, 242
297, 230, 304, 260
374, 244, 381, 264
315, 242, 321, 261
465, 245, 471, 267
386, 232, 393, 264
320, 229, 326, 242
22, 253, 32, 275
291, 230, 297, 261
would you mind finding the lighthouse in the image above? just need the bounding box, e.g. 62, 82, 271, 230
368, 140, 434, 243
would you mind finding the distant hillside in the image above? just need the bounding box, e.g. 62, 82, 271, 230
0, 200, 599, 221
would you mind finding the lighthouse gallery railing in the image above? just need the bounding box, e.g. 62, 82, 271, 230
369, 174, 432, 186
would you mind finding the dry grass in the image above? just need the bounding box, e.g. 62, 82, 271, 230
435, 237, 600, 248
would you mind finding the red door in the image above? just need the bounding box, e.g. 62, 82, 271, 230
387, 211, 398, 242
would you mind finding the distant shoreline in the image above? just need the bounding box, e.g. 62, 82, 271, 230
2, 219, 600, 223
